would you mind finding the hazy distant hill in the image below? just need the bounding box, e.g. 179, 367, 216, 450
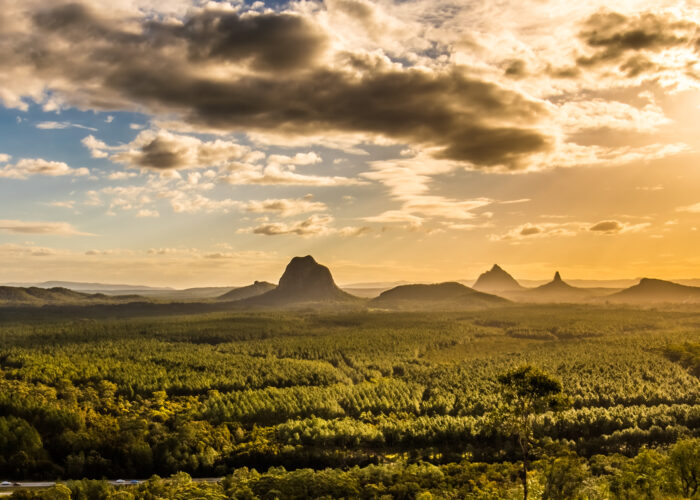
472, 264, 523, 293
238, 256, 360, 306
4, 281, 173, 292
514, 272, 601, 303
370, 282, 508, 310
0, 286, 143, 306
606, 278, 700, 304
218, 281, 276, 301
340, 287, 389, 298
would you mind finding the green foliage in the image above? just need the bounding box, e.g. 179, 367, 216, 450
1, 305, 700, 496
668, 437, 700, 497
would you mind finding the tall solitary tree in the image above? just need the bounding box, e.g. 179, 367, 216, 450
497, 365, 567, 500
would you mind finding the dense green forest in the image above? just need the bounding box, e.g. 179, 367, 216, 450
2, 305, 700, 498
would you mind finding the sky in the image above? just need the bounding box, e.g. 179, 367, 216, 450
1, 0, 700, 287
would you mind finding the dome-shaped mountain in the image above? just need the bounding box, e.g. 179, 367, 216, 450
218, 281, 276, 301
239, 256, 358, 306
472, 264, 523, 293
606, 278, 700, 304
370, 282, 509, 310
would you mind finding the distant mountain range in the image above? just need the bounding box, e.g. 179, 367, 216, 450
3, 260, 700, 308
0, 286, 142, 306
3, 281, 173, 292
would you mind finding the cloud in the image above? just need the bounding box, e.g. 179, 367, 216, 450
519, 225, 543, 236
244, 214, 336, 237
36, 121, 97, 131
677, 202, 700, 214
100, 130, 252, 170
168, 193, 239, 214
337, 225, 371, 237
221, 165, 362, 186
0, 2, 551, 170
589, 220, 622, 233
88, 129, 361, 186
490, 222, 581, 241
493, 219, 651, 241
0, 158, 89, 179
242, 197, 327, 217
136, 209, 159, 218
576, 10, 699, 77
82, 135, 110, 158
362, 155, 495, 226
555, 99, 670, 134
364, 210, 424, 228
589, 220, 651, 234
49, 201, 76, 209
170, 9, 329, 71
0, 220, 91, 236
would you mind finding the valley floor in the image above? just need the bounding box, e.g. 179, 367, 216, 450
1, 305, 700, 498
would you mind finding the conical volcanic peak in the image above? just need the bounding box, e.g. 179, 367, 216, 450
473, 264, 523, 292
239, 255, 357, 306
538, 271, 573, 291
519, 269, 594, 303
277, 255, 339, 295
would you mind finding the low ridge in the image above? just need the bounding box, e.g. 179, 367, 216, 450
218, 281, 276, 301
472, 264, 523, 292
606, 278, 700, 304
0, 286, 143, 306
370, 281, 509, 310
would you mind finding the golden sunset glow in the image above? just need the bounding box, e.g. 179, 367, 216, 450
0, 0, 699, 287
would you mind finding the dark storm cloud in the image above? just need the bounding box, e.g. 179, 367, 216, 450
135, 136, 189, 169
576, 10, 699, 75
3, 2, 552, 169
172, 10, 328, 71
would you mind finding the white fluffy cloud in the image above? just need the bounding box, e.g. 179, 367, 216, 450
0, 158, 89, 179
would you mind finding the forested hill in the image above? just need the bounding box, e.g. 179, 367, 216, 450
217, 281, 276, 301
370, 282, 509, 309
0, 286, 143, 306
607, 278, 700, 304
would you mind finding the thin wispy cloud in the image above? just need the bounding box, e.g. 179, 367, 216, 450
0, 220, 92, 236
